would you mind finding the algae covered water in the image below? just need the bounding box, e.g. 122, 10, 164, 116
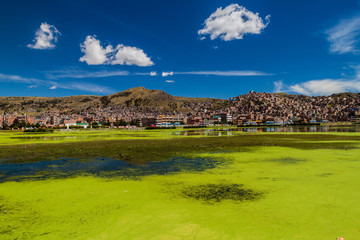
0, 156, 220, 182
0, 129, 360, 239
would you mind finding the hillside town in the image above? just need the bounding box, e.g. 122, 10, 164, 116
1, 91, 360, 129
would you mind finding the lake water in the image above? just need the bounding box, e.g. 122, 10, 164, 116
0, 156, 220, 182
1, 126, 359, 182
176, 125, 360, 136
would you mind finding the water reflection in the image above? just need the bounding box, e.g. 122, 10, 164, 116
176, 125, 360, 136
241, 125, 360, 133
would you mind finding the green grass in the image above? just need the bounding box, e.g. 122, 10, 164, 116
0, 130, 360, 239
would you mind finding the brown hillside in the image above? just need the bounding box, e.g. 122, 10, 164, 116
0, 87, 227, 114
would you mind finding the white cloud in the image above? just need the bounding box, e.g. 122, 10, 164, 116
273, 80, 283, 93
46, 68, 129, 79
79, 35, 154, 66
198, 4, 270, 41
79, 36, 113, 65
288, 79, 360, 96
326, 15, 360, 54
27, 85, 37, 89
174, 70, 271, 76
162, 71, 173, 77
61, 82, 113, 93
0, 73, 42, 84
134, 71, 158, 76
0, 73, 114, 94
27, 22, 60, 49
111, 44, 154, 66
282, 64, 360, 96
165, 80, 175, 83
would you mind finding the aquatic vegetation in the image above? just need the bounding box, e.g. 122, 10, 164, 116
1, 132, 360, 164
0, 127, 360, 146
0, 130, 360, 239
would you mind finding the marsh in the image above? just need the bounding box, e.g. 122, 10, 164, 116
0, 128, 359, 239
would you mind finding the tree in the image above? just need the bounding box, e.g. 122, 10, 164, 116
130, 119, 140, 127
101, 120, 111, 126
11, 119, 27, 129
115, 119, 128, 127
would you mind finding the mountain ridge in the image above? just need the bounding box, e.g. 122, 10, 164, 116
0, 87, 359, 115
0, 87, 228, 114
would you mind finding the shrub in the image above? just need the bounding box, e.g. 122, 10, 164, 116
24, 128, 54, 133
183, 126, 207, 129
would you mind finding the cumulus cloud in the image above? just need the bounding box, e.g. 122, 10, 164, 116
111, 44, 154, 66
27, 22, 60, 49
79, 35, 154, 66
165, 80, 175, 83
79, 36, 113, 65
326, 14, 360, 54
150, 71, 157, 76
198, 4, 270, 41
49, 86, 57, 90
162, 71, 173, 77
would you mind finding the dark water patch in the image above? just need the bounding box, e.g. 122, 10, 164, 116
0, 227, 12, 235
258, 177, 280, 181
257, 177, 283, 181
181, 183, 262, 203
316, 173, 333, 177
0, 157, 221, 182
39, 232, 51, 236
0, 203, 6, 213
258, 177, 270, 180
269, 157, 306, 164
10, 133, 148, 140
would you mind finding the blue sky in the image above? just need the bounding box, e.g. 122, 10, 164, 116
1, 0, 360, 98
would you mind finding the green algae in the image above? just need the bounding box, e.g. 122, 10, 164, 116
0, 131, 360, 239
1, 133, 360, 165
1, 127, 360, 146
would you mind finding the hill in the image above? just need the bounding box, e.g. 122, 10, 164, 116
0, 87, 227, 114
1, 88, 359, 120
